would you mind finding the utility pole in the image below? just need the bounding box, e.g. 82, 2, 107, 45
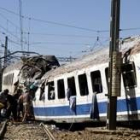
107, 0, 122, 130
0, 36, 8, 91
4, 36, 8, 68
19, 0, 24, 53
0, 58, 2, 91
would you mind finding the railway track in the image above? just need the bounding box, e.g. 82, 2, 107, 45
41, 123, 56, 140
1, 121, 140, 140
0, 121, 56, 140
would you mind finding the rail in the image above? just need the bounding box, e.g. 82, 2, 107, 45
0, 120, 8, 139
40, 123, 56, 140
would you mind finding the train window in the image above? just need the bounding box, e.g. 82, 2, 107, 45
90, 70, 103, 93
48, 81, 55, 100
57, 79, 65, 99
67, 77, 76, 96
122, 62, 137, 89
78, 74, 89, 96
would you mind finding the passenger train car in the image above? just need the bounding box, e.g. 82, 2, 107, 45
2, 36, 140, 123
33, 36, 140, 122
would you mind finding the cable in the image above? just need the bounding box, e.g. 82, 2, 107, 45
0, 7, 140, 33
0, 7, 19, 17
8, 38, 21, 46
120, 27, 140, 31
0, 24, 28, 45
23, 31, 108, 39
7, 38, 96, 47
29, 41, 95, 46
30, 17, 108, 33
0, 6, 108, 33
0, 12, 20, 30
0, 23, 20, 41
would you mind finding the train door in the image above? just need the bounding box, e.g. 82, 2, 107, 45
90, 70, 103, 119
67, 77, 77, 114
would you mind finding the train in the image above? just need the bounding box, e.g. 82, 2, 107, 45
2, 36, 140, 123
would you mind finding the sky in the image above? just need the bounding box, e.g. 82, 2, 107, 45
0, 0, 140, 59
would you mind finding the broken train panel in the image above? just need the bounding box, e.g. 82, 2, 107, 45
2, 55, 60, 95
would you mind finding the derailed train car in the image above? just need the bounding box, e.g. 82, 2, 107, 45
33, 36, 140, 123
2, 36, 140, 123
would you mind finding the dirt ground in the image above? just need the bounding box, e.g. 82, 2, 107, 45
51, 125, 140, 140
3, 122, 140, 140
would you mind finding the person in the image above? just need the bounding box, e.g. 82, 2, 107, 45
14, 89, 23, 121
3, 89, 17, 121
22, 89, 31, 122
66, 88, 72, 101
90, 92, 99, 120
17, 93, 24, 120
0, 98, 6, 118
49, 85, 55, 100
66, 88, 76, 115
0, 90, 8, 115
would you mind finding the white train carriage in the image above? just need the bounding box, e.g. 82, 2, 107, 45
33, 36, 140, 123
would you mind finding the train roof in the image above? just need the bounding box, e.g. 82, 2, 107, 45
42, 36, 140, 81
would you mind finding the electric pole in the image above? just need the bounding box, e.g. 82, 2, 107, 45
0, 58, 2, 91
19, 0, 24, 53
107, 0, 122, 130
4, 36, 8, 67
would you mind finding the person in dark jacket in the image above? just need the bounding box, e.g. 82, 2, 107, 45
3, 89, 17, 121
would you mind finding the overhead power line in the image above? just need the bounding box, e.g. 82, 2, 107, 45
0, 12, 20, 30
120, 27, 140, 31
8, 38, 21, 46
0, 24, 20, 41
0, 6, 108, 33
30, 17, 109, 33
0, 25, 27, 45
23, 31, 108, 39
29, 41, 99, 46
0, 6, 140, 33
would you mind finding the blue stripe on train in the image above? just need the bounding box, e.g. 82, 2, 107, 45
33, 96, 140, 116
